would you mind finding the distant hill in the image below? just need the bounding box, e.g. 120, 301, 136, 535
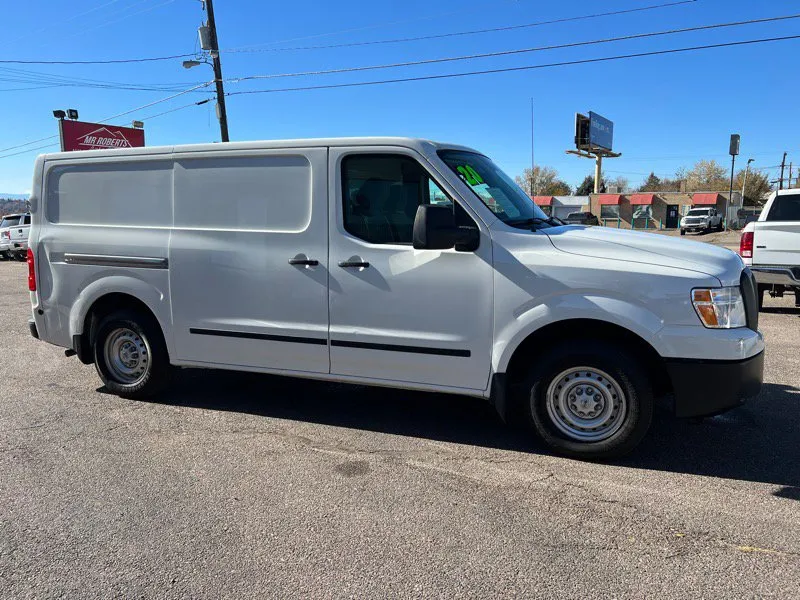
0, 193, 29, 200
0, 198, 28, 215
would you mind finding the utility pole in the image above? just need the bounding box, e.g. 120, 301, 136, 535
204, 0, 229, 142
594, 155, 603, 194
727, 134, 740, 230
779, 151, 787, 190
789, 162, 793, 189
530, 97, 535, 198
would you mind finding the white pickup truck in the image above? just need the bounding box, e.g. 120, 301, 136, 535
740, 189, 800, 308
680, 207, 724, 235
0, 213, 30, 260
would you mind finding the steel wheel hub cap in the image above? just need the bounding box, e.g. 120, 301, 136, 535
545, 367, 628, 442
104, 328, 150, 385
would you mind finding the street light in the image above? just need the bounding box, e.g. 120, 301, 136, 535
741, 158, 754, 204
182, 59, 207, 69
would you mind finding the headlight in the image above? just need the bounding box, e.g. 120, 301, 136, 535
692, 287, 746, 328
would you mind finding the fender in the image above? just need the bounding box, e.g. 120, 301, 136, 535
492, 293, 666, 375
68, 274, 173, 354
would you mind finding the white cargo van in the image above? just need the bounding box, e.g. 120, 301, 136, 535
27, 138, 764, 458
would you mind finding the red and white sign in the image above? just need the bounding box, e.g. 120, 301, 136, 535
59, 119, 145, 152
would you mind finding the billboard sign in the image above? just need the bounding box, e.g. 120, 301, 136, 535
574, 113, 590, 150
588, 111, 613, 151
59, 119, 145, 152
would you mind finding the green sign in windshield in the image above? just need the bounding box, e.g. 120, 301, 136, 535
456, 164, 484, 186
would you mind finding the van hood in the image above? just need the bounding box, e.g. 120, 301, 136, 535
543, 225, 743, 284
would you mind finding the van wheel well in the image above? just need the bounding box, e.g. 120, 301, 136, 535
77, 293, 167, 365
504, 319, 671, 415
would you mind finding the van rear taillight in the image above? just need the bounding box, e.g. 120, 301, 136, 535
27, 248, 36, 291
740, 231, 754, 258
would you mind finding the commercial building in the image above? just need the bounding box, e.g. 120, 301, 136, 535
534, 191, 739, 229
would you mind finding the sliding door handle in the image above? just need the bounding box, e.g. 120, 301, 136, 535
338, 260, 370, 269
289, 256, 319, 266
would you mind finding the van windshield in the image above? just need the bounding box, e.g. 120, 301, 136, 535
437, 150, 556, 229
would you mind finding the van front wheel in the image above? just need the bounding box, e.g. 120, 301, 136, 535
523, 341, 653, 459
93, 310, 170, 399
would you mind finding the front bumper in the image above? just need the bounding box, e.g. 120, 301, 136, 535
751, 265, 800, 287
666, 350, 763, 418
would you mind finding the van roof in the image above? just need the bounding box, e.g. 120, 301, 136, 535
38, 137, 481, 162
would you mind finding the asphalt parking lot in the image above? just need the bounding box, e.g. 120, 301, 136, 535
1, 260, 798, 599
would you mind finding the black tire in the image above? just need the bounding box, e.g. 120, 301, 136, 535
717, 221, 724, 232
92, 309, 171, 399
680, 229, 686, 236
521, 340, 654, 460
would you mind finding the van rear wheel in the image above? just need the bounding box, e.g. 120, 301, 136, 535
93, 309, 170, 399
522, 341, 653, 459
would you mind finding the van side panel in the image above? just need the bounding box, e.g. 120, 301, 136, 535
169, 149, 330, 374
36, 158, 173, 351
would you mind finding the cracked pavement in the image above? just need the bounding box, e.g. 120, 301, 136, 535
1, 262, 798, 598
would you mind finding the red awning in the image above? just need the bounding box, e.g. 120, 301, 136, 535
533, 195, 553, 206
597, 194, 622, 205
692, 193, 721, 205
629, 194, 654, 205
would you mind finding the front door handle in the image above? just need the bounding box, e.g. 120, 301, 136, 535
289, 256, 319, 266
338, 260, 370, 269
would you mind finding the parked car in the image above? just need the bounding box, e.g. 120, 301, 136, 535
0, 213, 25, 260
740, 189, 800, 308
680, 207, 724, 235
26, 138, 763, 459
564, 211, 599, 226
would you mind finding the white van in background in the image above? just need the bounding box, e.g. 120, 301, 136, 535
27, 138, 763, 458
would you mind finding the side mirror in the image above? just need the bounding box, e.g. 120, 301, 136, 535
413, 204, 479, 251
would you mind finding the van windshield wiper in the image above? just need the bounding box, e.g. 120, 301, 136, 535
505, 216, 563, 230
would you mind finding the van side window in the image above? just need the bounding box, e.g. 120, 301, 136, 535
342, 154, 467, 245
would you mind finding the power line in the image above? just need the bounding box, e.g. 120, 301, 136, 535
226, 34, 800, 97
0, 53, 194, 66
0, 0, 697, 66
0, 81, 214, 156
0, 65, 203, 91
64, 0, 178, 41
0, 0, 124, 49
224, 0, 699, 54
0, 142, 61, 160
223, 0, 533, 53
228, 13, 800, 83
0, 98, 212, 160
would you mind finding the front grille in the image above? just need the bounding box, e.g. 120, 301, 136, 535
740, 268, 759, 331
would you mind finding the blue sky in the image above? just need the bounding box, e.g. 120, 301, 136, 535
1, 0, 798, 193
